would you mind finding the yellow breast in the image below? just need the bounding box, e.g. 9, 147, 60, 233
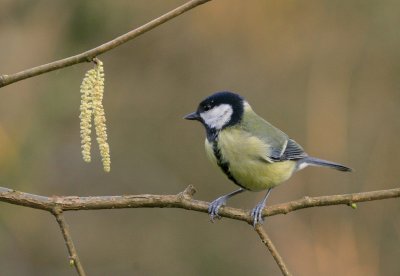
205, 128, 296, 191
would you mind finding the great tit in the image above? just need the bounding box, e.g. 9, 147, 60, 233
184, 91, 352, 226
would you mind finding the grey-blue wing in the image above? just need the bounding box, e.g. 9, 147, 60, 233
270, 138, 308, 161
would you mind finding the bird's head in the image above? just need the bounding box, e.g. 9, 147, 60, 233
184, 91, 245, 132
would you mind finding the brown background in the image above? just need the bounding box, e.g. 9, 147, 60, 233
1, 0, 400, 275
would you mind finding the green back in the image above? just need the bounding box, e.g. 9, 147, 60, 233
240, 108, 289, 159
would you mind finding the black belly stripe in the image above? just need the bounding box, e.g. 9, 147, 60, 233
212, 140, 246, 189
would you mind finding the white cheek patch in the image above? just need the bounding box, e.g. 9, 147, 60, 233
200, 104, 233, 129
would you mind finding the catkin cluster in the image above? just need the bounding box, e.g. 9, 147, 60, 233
79, 59, 111, 172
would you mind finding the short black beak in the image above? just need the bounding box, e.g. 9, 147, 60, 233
184, 111, 200, 121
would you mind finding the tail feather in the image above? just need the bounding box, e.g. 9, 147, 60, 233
302, 157, 352, 172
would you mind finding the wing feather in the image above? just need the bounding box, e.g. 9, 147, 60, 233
270, 138, 308, 161
241, 105, 307, 162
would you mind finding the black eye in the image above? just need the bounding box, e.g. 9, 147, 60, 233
203, 104, 211, 111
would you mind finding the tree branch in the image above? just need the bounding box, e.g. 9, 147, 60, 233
0, 0, 211, 88
1, 185, 399, 223
254, 225, 291, 276
1, 185, 399, 275
2, 185, 398, 274
52, 207, 86, 276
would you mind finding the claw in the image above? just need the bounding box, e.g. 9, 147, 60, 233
250, 202, 265, 227
208, 196, 226, 222
250, 188, 272, 227
207, 188, 245, 223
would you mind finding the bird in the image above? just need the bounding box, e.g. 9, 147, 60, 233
184, 91, 352, 226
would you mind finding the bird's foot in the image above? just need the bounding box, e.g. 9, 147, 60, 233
208, 196, 228, 222
250, 201, 266, 227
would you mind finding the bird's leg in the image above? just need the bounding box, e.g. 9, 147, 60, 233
208, 188, 245, 222
251, 188, 272, 227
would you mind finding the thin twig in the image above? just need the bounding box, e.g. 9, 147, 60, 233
53, 207, 87, 276
1, 185, 399, 223
254, 225, 292, 276
0, 0, 211, 88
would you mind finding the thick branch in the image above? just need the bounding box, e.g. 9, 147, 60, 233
0, 0, 211, 88
53, 208, 86, 276
1, 186, 399, 223
2, 186, 399, 276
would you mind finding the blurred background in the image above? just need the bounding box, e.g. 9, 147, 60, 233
1, 0, 400, 275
